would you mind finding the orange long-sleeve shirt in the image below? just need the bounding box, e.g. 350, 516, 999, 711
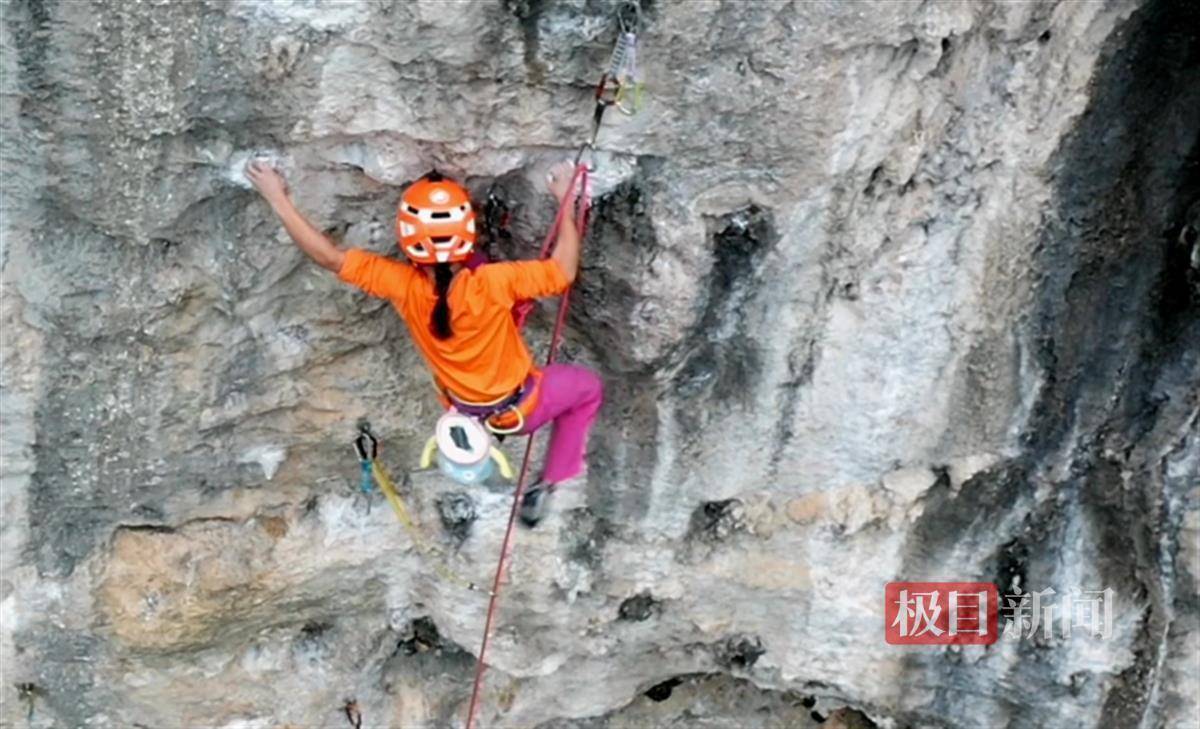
338, 248, 570, 402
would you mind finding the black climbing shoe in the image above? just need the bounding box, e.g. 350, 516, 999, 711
519, 483, 553, 528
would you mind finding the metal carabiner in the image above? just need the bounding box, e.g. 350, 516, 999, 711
574, 141, 596, 167
613, 78, 643, 116
617, 0, 641, 35
607, 31, 637, 79
353, 422, 378, 464
353, 424, 378, 499
484, 403, 526, 437
606, 7, 643, 117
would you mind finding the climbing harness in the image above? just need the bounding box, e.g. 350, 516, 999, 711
419, 409, 515, 485
354, 424, 489, 595
463, 5, 641, 726
441, 368, 544, 436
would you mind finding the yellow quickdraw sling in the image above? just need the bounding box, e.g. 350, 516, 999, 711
354, 425, 490, 595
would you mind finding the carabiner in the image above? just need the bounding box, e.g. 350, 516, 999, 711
617, 0, 640, 35
613, 79, 643, 116
574, 141, 596, 167
603, 22, 642, 117
352, 424, 378, 497
607, 31, 637, 80
353, 423, 378, 464
484, 403, 526, 437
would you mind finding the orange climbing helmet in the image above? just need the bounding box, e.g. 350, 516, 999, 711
396, 173, 477, 265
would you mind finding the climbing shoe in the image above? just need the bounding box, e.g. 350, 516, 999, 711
519, 483, 553, 528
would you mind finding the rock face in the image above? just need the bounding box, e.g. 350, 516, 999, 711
1, 1, 1197, 727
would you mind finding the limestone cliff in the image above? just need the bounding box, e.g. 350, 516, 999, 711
1, 1, 1197, 727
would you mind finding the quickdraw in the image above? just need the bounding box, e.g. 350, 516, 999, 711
590, 0, 644, 144
354, 428, 376, 495
354, 424, 490, 595
605, 2, 644, 116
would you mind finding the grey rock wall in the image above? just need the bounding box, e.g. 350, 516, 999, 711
1, 0, 1196, 727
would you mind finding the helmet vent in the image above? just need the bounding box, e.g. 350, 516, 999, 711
430, 211, 452, 219
431, 235, 453, 243
406, 205, 421, 215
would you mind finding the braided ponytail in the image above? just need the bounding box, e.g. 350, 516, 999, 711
431, 262, 454, 339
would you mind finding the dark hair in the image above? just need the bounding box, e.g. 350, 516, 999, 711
431, 262, 454, 339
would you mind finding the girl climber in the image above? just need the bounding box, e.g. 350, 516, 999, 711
246, 160, 603, 527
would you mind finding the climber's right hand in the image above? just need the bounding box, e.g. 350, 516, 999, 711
546, 160, 577, 204
246, 160, 289, 205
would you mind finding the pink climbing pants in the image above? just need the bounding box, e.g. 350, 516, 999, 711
520, 363, 604, 484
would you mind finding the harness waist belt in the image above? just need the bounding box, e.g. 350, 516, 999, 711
445, 369, 542, 435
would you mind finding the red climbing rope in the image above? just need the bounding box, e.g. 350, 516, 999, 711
512, 163, 591, 330
465, 163, 591, 729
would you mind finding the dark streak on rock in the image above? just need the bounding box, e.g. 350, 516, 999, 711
895, 1, 1199, 725
673, 205, 779, 424
503, 0, 548, 86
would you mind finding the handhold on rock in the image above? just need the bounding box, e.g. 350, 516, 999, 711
643, 676, 684, 702
231, 149, 286, 189
397, 616, 443, 656
715, 634, 765, 670
617, 591, 661, 621
690, 499, 746, 542
437, 492, 477, 541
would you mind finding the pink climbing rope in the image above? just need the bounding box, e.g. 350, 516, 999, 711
465, 163, 591, 729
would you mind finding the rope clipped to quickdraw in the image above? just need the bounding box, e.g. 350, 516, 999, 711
466, 7, 636, 725
465, 166, 591, 729
355, 424, 490, 595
